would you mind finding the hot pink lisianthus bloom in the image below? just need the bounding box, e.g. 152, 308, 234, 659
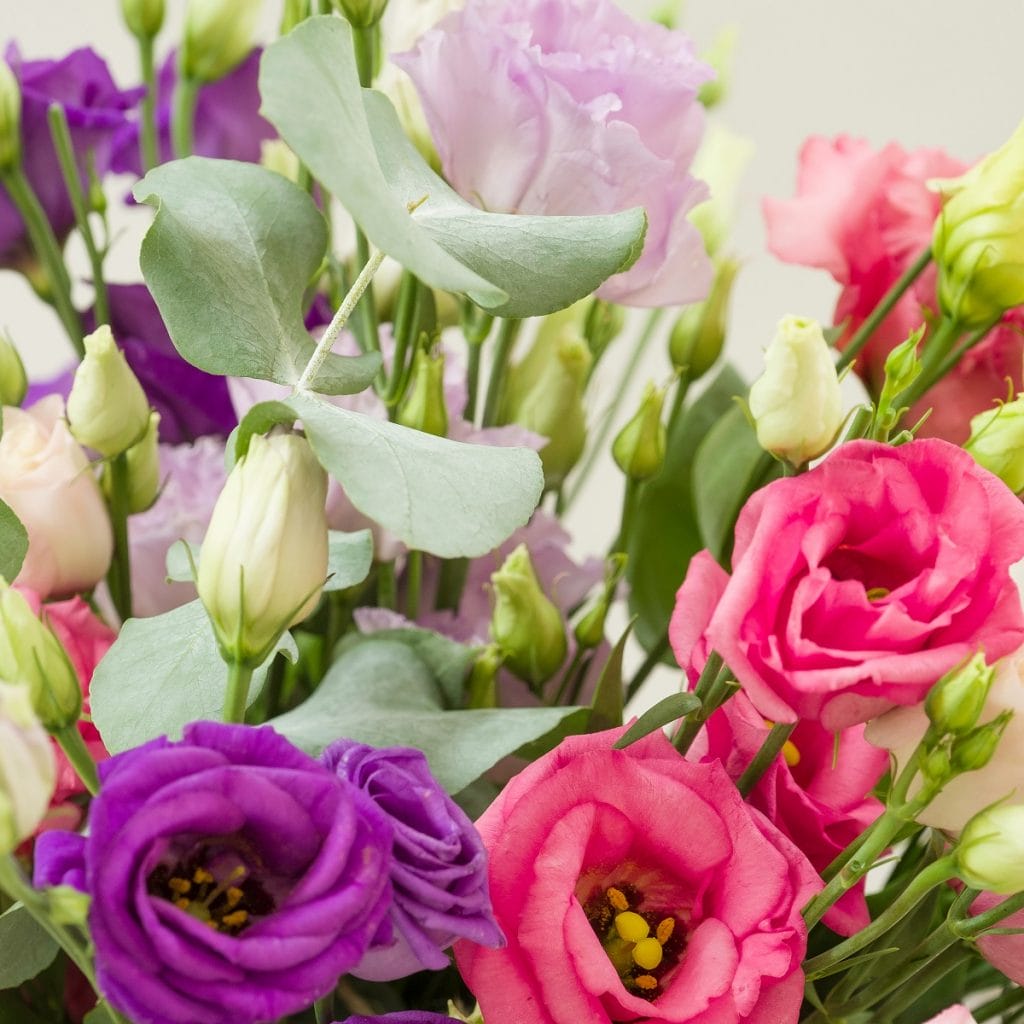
397, 0, 714, 307
454, 727, 820, 1024
970, 892, 1024, 986
670, 439, 1024, 731
763, 136, 1024, 443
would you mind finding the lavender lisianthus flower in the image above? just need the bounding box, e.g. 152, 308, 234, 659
397, 0, 713, 307
0, 46, 140, 269
36, 722, 394, 1024
339, 1015, 463, 1023
322, 740, 504, 981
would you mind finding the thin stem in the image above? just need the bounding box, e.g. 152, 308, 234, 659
223, 659, 255, 724
0, 165, 82, 354
872, 944, 970, 1021
170, 74, 199, 159
611, 478, 639, 555
435, 557, 469, 612
47, 104, 108, 326
552, 647, 587, 706
895, 315, 963, 411
377, 561, 397, 610
736, 722, 796, 797
667, 370, 691, 433
671, 652, 727, 756
54, 725, 99, 796
384, 272, 420, 406
105, 454, 133, 623
351, 24, 377, 86
836, 246, 932, 371
625, 634, 669, 702
465, 339, 483, 423
958, 889, 1024, 938
137, 34, 160, 172
297, 248, 386, 391
974, 987, 1024, 1023
481, 318, 522, 427
405, 550, 423, 621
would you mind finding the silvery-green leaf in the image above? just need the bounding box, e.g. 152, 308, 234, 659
0, 904, 57, 990
0, 499, 28, 583
324, 529, 373, 592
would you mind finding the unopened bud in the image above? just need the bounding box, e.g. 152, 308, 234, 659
280, 0, 309, 33
0, 683, 55, 855
120, 0, 165, 39
260, 139, 301, 183
957, 803, 1024, 893
669, 258, 739, 378
197, 432, 329, 665
0, 59, 21, 172
0, 584, 81, 731
397, 347, 448, 437
103, 411, 161, 513
966, 396, 1024, 493
334, 0, 388, 27
920, 746, 952, 789
950, 711, 1012, 774
466, 644, 503, 709
181, 0, 262, 83
0, 332, 27, 406
925, 653, 994, 737
574, 555, 626, 651
881, 330, 924, 397
612, 383, 667, 481
66, 325, 150, 457
490, 544, 567, 689
697, 25, 736, 109
748, 315, 843, 466
46, 885, 91, 926
583, 299, 625, 366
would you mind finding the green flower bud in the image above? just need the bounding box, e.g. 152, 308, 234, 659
951, 711, 1013, 774
689, 124, 752, 258
103, 411, 161, 513
0, 584, 82, 731
697, 25, 737, 109
933, 119, 1024, 330
668, 257, 739, 379
0, 332, 27, 407
466, 644, 503, 709
583, 298, 625, 366
181, 0, 262, 83
45, 885, 91, 926
334, 0, 388, 28
965, 396, 1024, 493
920, 746, 952, 789
925, 653, 994, 737
120, 0, 165, 39
198, 433, 328, 665
748, 315, 843, 467
957, 803, 1024, 894
0, 58, 21, 173
397, 348, 448, 437
280, 0, 309, 33
573, 555, 626, 651
612, 383, 667, 482
0, 683, 55, 855
66, 325, 150, 457
881, 330, 924, 397
490, 544, 567, 689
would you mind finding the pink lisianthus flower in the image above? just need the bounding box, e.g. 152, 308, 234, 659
763, 135, 1024, 444
669, 440, 1024, 731
971, 892, 1024, 986
925, 1009, 977, 1024
454, 728, 820, 1024
397, 0, 714, 307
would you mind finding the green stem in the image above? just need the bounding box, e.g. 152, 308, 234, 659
170, 74, 199, 159
667, 370, 691, 433
54, 725, 99, 796
351, 24, 378, 86
138, 34, 160, 172
435, 557, 469, 612
611, 477, 639, 555
552, 647, 587, 706
384, 272, 420, 406
625, 634, 669, 702
872, 943, 970, 1021
836, 246, 932, 371
0, 165, 82, 354
377, 561, 397, 610
932, 320, 999, 383
671, 652, 727, 755
894, 315, 963, 411
958, 889, 1024, 938
562, 308, 664, 511
465, 339, 483, 423
974, 987, 1024, 1023
105, 454, 134, 623
351, 229, 381, 355
736, 722, 795, 797
47, 104, 108, 327
405, 550, 423, 621
481, 318, 522, 427
223, 659, 255, 724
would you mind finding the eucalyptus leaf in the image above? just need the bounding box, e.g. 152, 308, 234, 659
0, 499, 28, 583
324, 530, 374, 592
271, 637, 582, 793
233, 400, 298, 461
0, 904, 57, 990
613, 692, 700, 749
91, 600, 297, 754
260, 18, 646, 317
133, 158, 380, 392
289, 391, 543, 558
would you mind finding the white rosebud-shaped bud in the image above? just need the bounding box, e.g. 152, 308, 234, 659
957, 804, 1024, 894
0, 58, 21, 173
925, 652, 994, 737
197, 432, 328, 665
335, 0, 389, 28
0, 332, 27, 407
0, 683, 56, 855
965, 396, 1024, 494
748, 315, 843, 467
66, 326, 151, 458
181, 0, 262, 84
120, 0, 165, 39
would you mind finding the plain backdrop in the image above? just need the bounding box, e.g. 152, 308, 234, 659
4, 0, 1024, 700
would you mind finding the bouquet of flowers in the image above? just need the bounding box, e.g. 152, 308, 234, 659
4, 1, 1024, 1023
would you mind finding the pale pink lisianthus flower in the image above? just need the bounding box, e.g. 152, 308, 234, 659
925, 1009, 977, 1024
971, 891, 1024, 987
397, 0, 714, 307
670, 440, 1024, 730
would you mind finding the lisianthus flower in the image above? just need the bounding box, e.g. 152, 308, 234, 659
339, 1015, 463, 1024
323, 740, 503, 980
970, 892, 1024, 986
34, 722, 394, 1024
455, 727, 820, 1024
670, 439, 1024, 730
763, 135, 1024, 443
398, 0, 714, 307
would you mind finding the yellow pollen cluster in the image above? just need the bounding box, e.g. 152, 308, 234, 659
612, 907, 671, 971
606, 887, 629, 911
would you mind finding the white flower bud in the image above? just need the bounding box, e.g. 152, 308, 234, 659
181, 0, 262, 84
197, 432, 328, 665
103, 411, 161, 514
957, 804, 1024, 894
120, 0, 165, 39
966, 396, 1024, 494
748, 315, 843, 466
0, 332, 27, 407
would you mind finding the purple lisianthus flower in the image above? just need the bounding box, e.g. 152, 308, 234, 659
323, 741, 504, 981
339, 1015, 463, 1023
397, 0, 713, 307
42, 722, 393, 1024
0, 46, 140, 269
33, 829, 87, 892
112, 49, 275, 175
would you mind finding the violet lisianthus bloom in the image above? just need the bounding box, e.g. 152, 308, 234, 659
0, 46, 140, 269
34, 722, 394, 1024
322, 740, 504, 981
397, 0, 714, 307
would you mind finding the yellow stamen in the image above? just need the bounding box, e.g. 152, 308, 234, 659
221, 910, 248, 929
606, 887, 629, 911
225, 887, 244, 908
193, 868, 215, 885
633, 938, 664, 971
635, 975, 658, 991
782, 740, 801, 767
614, 912, 649, 943
174, 898, 191, 911
168, 878, 191, 895
656, 918, 675, 945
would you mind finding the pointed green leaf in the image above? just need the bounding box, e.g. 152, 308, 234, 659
0, 904, 57, 990
613, 692, 700, 749
0, 499, 28, 583
588, 620, 632, 732
260, 17, 647, 317
289, 391, 543, 557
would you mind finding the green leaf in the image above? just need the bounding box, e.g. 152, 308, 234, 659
587, 621, 632, 733
0, 904, 57, 990
613, 692, 700, 750
289, 391, 543, 558
133, 157, 381, 392
271, 636, 582, 793
626, 365, 745, 652
91, 600, 297, 754
233, 401, 298, 461
0, 500, 28, 583
324, 529, 374, 592
260, 18, 647, 318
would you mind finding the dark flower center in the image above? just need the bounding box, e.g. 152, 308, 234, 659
146, 844, 276, 936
